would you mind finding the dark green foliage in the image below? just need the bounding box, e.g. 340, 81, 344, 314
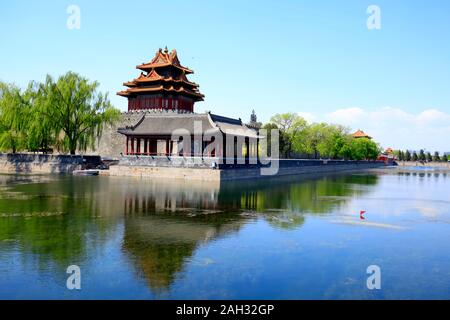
0, 72, 120, 154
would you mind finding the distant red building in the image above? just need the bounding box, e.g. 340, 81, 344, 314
352, 130, 372, 139
378, 147, 396, 165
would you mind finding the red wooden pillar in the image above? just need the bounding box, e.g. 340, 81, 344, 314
148, 138, 156, 156
131, 138, 135, 155
126, 136, 129, 155
144, 138, 148, 155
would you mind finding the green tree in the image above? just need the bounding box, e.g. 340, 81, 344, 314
433, 151, 440, 162
349, 138, 380, 160
330, 130, 353, 159
393, 149, 400, 159
412, 151, 418, 161
269, 113, 307, 158
40, 72, 120, 154
0, 82, 31, 153
25, 82, 56, 152
260, 123, 281, 157
317, 124, 350, 159
419, 149, 426, 161
294, 122, 329, 159
426, 152, 432, 162
405, 150, 411, 161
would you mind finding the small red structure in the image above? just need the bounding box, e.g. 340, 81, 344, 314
352, 129, 372, 139
378, 147, 396, 165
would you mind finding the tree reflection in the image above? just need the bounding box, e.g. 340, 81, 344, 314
219, 174, 378, 214
123, 213, 242, 292
0, 172, 380, 293
121, 173, 379, 291
0, 176, 119, 271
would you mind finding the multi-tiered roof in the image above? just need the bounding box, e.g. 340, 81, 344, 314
352, 129, 372, 139
118, 47, 204, 112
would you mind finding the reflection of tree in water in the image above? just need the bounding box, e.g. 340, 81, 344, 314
219, 173, 379, 215
123, 206, 242, 292
0, 176, 118, 271
121, 173, 380, 291
397, 171, 448, 179
0, 172, 380, 292
124, 235, 195, 292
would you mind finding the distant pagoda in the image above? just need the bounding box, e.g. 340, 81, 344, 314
352, 129, 372, 139
118, 47, 204, 112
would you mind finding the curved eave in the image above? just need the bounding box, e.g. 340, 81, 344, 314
116, 87, 204, 101
117, 128, 131, 135
135, 77, 200, 88
117, 91, 131, 97
136, 63, 194, 74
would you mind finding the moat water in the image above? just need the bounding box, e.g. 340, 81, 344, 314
0, 169, 449, 299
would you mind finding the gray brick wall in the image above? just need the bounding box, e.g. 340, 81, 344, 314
84, 112, 145, 159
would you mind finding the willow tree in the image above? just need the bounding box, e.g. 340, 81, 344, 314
0, 82, 31, 153
23, 81, 56, 153
40, 72, 120, 155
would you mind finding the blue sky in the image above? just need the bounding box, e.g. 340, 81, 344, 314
1, 0, 450, 151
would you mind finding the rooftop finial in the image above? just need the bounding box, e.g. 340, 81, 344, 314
250, 109, 257, 123
164, 46, 169, 54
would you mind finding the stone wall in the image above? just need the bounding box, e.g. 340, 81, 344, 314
109, 165, 221, 181
109, 159, 385, 181
397, 161, 450, 169
0, 154, 102, 174
119, 155, 220, 168
220, 161, 384, 181
84, 111, 145, 158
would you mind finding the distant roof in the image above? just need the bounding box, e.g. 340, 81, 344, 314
352, 129, 372, 139
117, 112, 258, 138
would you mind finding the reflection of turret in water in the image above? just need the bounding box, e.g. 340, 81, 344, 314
119, 178, 221, 214
120, 173, 381, 292
115, 172, 379, 216
0, 171, 381, 292
122, 211, 243, 292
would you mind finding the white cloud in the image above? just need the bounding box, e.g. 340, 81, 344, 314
327, 107, 366, 125
310, 107, 450, 152
297, 111, 317, 123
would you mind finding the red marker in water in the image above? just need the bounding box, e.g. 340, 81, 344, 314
360, 210, 366, 220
